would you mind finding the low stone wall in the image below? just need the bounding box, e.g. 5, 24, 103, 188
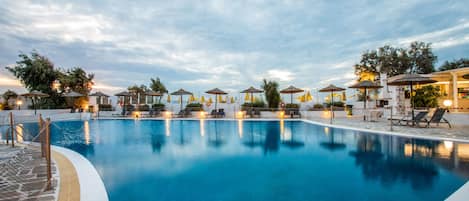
0, 110, 91, 124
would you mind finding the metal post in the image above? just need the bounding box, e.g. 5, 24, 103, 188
9, 112, 14, 148
45, 118, 52, 190
389, 106, 393, 131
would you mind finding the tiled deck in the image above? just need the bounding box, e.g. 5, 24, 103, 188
304, 115, 469, 142
0, 144, 58, 201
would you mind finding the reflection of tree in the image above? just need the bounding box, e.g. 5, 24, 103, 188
151, 133, 166, 153
242, 122, 263, 149
208, 122, 224, 148
264, 123, 280, 154
174, 121, 190, 146
350, 135, 438, 190
319, 128, 345, 152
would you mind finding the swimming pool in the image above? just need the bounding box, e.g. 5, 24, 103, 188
14, 120, 469, 201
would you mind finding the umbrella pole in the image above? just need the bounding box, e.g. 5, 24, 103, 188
180, 95, 183, 112
215, 95, 218, 117
330, 91, 333, 124
290, 93, 293, 105
410, 83, 415, 126
363, 88, 367, 121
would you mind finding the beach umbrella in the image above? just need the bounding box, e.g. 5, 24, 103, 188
388, 74, 437, 124
167, 94, 171, 103
205, 88, 228, 113
63, 90, 84, 112
349, 80, 382, 121
319, 84, 345, 124
280, 85, 304, 105
230, 96, 235, 104
201, 96, 205, 103
306, 91, 313, 102
170, 88, 193, 111
145, 90, 162, 105
90, 91, 110, 117
208, 97, 213, 104
20, 90, 49, 115
241, 86, 264, 104
115, 91, 132, 115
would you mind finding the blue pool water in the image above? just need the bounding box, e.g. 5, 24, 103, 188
8, 120, 469, 201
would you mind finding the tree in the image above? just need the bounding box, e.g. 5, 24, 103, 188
354, 50, 379, 81
261, 79, 280, 108
59, 67, 94, 108
128, 84, 148, 104
408, 41, 437, 74
439, 58, 469, 71
413, 85, 441, 108
5, 51, 64, 108
149, 77, 168, 103
2, 90, 18, 107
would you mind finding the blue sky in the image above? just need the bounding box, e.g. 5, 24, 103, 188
0, 0, 468, 96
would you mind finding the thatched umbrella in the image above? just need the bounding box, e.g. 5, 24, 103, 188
145, 90, 162, 104
388, 74, 437, 124
319, 84, 345, 124
63, 90, 84, 112
240, 86, 263, 104
20, 90, 49, 115
280, 85, 304, 104
205, 88, 227, 114
115, 91, 132, 115
170, 88, 193, 111
90, 91, 110, 117
349, 80, 382, 121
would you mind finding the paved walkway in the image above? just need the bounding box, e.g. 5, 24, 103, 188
304, 115, 469, 142
0, 144, 58, 201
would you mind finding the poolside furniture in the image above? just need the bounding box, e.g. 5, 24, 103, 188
368, 110, 383, 122
390, 111, 428, 126
218, 109, 226, 118
287, 108, 301, 118
417, 108, 452, 128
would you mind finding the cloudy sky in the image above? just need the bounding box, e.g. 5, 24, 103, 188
0, 0, 468, 95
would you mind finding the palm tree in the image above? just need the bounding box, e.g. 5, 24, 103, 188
150, 77, 168, 103
261, 79, 281, 108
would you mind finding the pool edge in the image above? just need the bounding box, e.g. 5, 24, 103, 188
52, 145, 109, 201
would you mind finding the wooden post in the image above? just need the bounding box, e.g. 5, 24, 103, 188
9, 112, 14, 148
45, 118, 52, 190
39, 114, 45, 157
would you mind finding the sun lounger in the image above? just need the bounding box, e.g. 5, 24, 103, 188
417, 108, 451, 128
390, 111, 428, 126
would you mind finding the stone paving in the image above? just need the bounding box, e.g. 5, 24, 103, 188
304, 115, 469, 142
0, 144, 58, 201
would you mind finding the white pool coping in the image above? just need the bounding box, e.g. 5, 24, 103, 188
52, 145, 109, 201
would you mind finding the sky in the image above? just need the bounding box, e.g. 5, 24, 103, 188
0, 0, 468, 97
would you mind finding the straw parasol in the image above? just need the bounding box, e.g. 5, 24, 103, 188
63, 90, 84, 112
205, 88, 227, 114
280, 85, 304, 104
319, 84, 345, 124
388, 74, 437, 124
349, 80, 382, 121
240, 86, 264, 104
90, 91, 110, 117
145, 90, 162, 104
170, 88, 193, 111
20, 90, 49, 115
115, 91, 132, 114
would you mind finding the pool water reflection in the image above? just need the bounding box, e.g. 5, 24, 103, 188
14, 120, 469, 201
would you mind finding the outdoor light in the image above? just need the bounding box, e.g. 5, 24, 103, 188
199, 111, 206, 119
164, 111, 172, 119
443, 141, 453, 150
16, 99, 23, 110
443, 99, 452, 107
279, 111, 285, 119
52, 80, 61, 92
236, 111, 245, 119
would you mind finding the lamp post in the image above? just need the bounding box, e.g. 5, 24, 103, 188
443, 99, 452, 112
16, 99, 22, 110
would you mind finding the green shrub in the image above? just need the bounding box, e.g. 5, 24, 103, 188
285, 103, 299, 109
137, 104, 150, 111
313, 104, 324, 109
98, 104, 113, 111
413, 85, 441, 108
152, 103, 166, 109
186, 103, 203, 111
325, 101, 344, 107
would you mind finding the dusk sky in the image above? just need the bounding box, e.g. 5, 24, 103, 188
0, 0, 468, 95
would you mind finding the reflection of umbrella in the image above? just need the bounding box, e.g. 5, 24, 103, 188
349, 80, 382, 121
319, 128, 346, 151
115, 91, 132, 114
388, 74, 437, 124
241, 86, 263, 104
205, 88, 227, 114
280, 85, 304, 104
208, 123, 225, 148
170, 89, 193, 111
281, 122, 304, 149
319, 85, 345, 124
21, 90, 49, 115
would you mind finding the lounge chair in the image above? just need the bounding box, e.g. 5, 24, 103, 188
184, 108, 192, 117
210, 109, 217, 118
288, 109, 301, 118
218, 109, 225, 118
253, 109, 261, 118
417, 108, 451, 128
391, 111, 428, 126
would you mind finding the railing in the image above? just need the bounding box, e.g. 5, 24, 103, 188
1, 112, 53, 191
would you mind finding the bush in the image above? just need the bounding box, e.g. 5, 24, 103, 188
285, 103, 299, 109
137, 104, 150, 111
98, 104, 113, 111
186, 103, 203, 111
313, 104, 324, 109
413, 85, 441, 108
241, 101, 265, 108
152, 103, 166, 109
325, 101, 344, 107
